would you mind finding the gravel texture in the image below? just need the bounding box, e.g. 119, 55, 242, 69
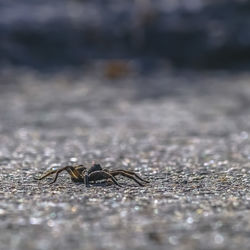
0, 69, 250, 250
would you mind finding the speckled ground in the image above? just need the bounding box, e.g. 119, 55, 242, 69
0, 69, 250, 250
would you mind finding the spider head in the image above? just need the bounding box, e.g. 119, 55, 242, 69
88, 163, 103, 174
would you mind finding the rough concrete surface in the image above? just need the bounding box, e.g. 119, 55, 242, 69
0, 69, 250, 250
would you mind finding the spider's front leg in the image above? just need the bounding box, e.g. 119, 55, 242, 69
34, 168, 58, 181
34, 165, 84, 184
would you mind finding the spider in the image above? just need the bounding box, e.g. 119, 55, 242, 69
34, 163, 149, 187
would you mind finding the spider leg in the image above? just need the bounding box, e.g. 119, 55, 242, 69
106, 175, 122, 187
122, 170, 149, 183
84, 174, 90, 187
34, 169, 58, 180
35, 166, 84, 184
75, 165, 87, 173
88, 170, 122, 187
49, 166, 84, 184
71, 165, 87, 177
109, 171, 145, 186
110, 169, 149, 183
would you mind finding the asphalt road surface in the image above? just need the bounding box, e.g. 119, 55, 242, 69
0, 68, 250, 250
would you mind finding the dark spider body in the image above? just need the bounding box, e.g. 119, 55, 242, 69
34, 163, 149, 187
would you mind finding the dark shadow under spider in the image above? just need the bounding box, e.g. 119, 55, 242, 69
34, 163, 149, 187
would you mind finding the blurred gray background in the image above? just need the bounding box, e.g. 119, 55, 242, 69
1, 0, 250, 70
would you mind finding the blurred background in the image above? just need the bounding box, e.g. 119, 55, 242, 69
1, 0, 250, 71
